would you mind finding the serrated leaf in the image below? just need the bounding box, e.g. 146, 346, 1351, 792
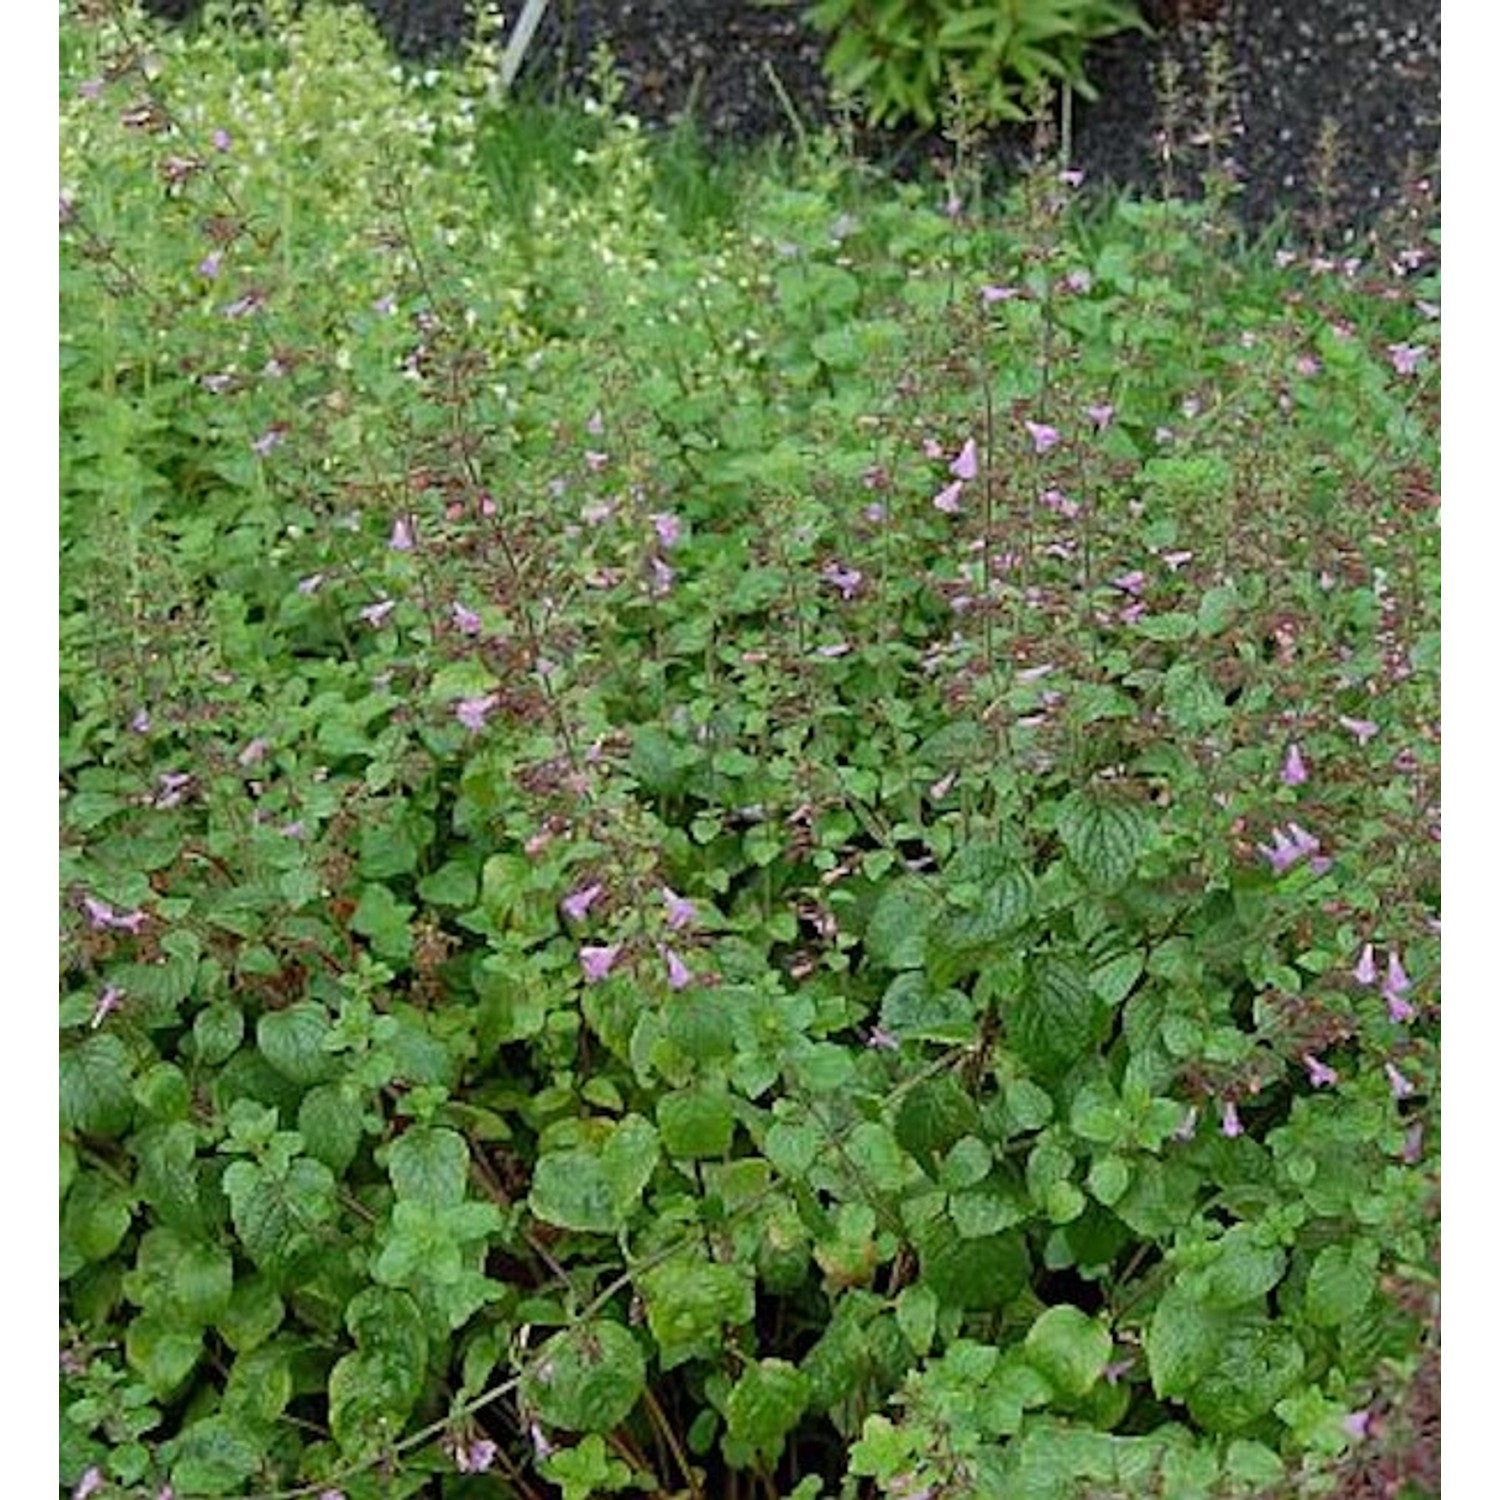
659, 1087, 737, 1158
1058, 792, 1150, 892
217, 1275, 284, 1353
723, 1358, 811, 1466
130, 1121, 204, 1234
191, 1002, 244, 1066
1009, 956, 1107, 1080
62, 1172, 134, 1265
865, 880, 938, 970
896, 1284, 939, 1357
642, 1254, 756, 1369
387, 1125, 469, 1208
256, 1003, 336, 1086
327, 1349, 418, 1462
530, 1116, 659, 1233
1090, 949, 1145, 1006
298, 1083, 364, 1174
168, 1413, 264, 1496
894, 1076, 979, 1174
222, 1155, 337, 1272
125, 1312, 202, 1397
522, 1323, 646, 1433
1181, 1225, 1286, 1309
1146, 1282, 1233, 1399
1185, 1318, 1305, 1432
61, 1034, 134, 1138
1305, 1243, 1377, 1327
920, 1229, 1030, 1311
879, 970, 975, 1043
1025, 1304, 1113, 1398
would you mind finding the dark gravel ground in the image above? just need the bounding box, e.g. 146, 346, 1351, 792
496, 0, 1440, 242
144, 1, 1439, 243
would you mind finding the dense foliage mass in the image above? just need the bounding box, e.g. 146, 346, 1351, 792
61, 4, 1438, 1497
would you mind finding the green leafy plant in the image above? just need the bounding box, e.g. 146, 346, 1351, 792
799, 0, 1148, 127
61, 3, 1438, 1497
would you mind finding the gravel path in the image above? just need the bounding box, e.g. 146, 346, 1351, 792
148, 1, 1440, 241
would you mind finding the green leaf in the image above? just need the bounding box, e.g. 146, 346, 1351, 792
1304, 1243, 1378, 1327
217, 1274, 285, 1353
1185, 1318, 1305, 1432
1024, 1305, 1112, 1398
328, 1349, 418, 1462
879, 970, 975, 1043
896, 1283, 939, 1357
387, 1125, 470, 1208
222, 1341, 294, 1424
864, 879, 938, 969
122, 1226, 231, 1328
125, 1312, 203, 1397
1057, 791, 1151, 892
1090, 948, 1145, 1007
1086, 1155, 1130, 1207
168, 1413, 265, 1496
350, 882, 414, 963
1146, 1282, 1233, 1399
298, 1083, 364, 1174
191, 1002, 244, 1066
61, 1034, 134, 1138
522, 1322, 646, 1433
131, 1121, 205, 1234
1009, 956, 1106, 1080
222, 1155, 337, 1272
894, 1076, 979, 1174
530, 1116, 659, 1233
62, 1172, 134, 1266
658, 1086, 737, 1158
642, 1254, 756, 1369
921, 1229, 1031, 1311
1181, 1226, 1287, 1309
539, 1432, 636, 1500
257, 1002, 337, 1086
723, 1358, 812, 1466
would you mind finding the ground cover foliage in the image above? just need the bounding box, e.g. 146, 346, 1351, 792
60, 4, 1440, 1496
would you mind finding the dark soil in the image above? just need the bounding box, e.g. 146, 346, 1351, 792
141, 0, 1441, 244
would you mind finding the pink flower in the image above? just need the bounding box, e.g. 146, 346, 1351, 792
197, 251, 222, 279
360, 599, 396, 627
1024, 420, 1060, 454
251, 427, 285, 457
662, 946, 693, 990
1041, 487, 1079, 518
455, 1438, 497, 1474
650, 556, 676, 594
1063, 268, 1092, 293
1344, 1409, 1372, 1441
950, 438, 979, 481
1220, 1100, 1244, 1138
1085, 403, 1114, 430
455, 694, 499, 732
822, 561, 863, 599
1386, 343, 1425, 376
92, 985, 124, 1030
238, 737, 270, 767
662, 886, 697, 930
1173, 1106, 1198, 1142
390, 517, 415, 551
73, 1470, 104, 1500
452, 602, 482, 635
580, 944, 622, 982
866, 1026, 900, 1051
1280, 743, 1308, 786
1302, 1053, 1338, 1088
1353, 943, 1378, 986
1401, 1122, 1424, 1163
212, 128, 232, 152
981, 283, 1018, 302
933, 480, 964, 514
1059, 168, 1084, 188
1338, 715, 1380, 745
130, 708, 152, 732
651, 512, 682, 548
561, 882, 604, 923
1384, 1061, 1415, 1100
1383, 950, 1416, 1023
298, 573, 325, 595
